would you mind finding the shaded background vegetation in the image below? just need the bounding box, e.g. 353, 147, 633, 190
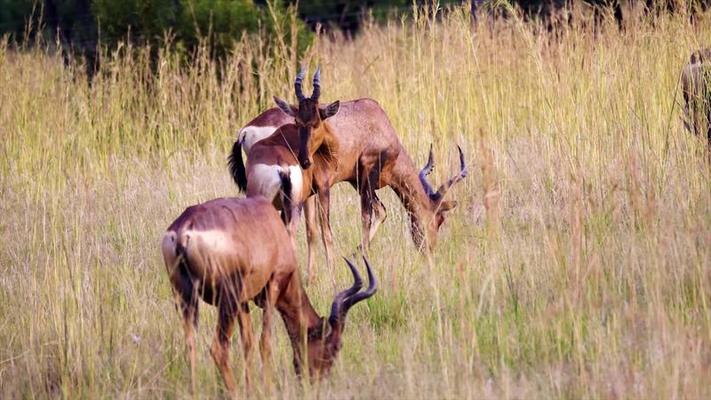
2, 0, 711, 65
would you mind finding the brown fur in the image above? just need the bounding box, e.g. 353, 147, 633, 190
161, 197, 376, 396
233, 98, 467, 275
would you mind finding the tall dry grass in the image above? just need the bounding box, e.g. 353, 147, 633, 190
1, 3, 710, 399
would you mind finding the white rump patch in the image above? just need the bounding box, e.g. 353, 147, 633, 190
249, 163, 303, 205
238, 125, 278, 154
285, 165, 304, 204
184, 229, 233, 254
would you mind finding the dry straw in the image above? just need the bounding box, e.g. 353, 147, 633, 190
0, 2, 710, 399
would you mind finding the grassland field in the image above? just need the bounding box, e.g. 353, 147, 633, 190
0, 3, 710, 399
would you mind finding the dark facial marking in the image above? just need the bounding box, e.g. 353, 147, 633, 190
295, 98, 320, 126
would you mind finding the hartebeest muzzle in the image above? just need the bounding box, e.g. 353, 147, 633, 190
298, 126, 313, 169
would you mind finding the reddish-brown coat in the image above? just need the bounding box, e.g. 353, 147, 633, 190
161, 197, 376, 396
231, 98, 467, 266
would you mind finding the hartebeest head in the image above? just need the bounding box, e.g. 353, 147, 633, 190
415, 145, 468, 250
296, 256, 377, 378
274, 67, 340, 169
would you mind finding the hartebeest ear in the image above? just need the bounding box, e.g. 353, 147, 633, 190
437, 200, 458, 213
274, 96, 297, 117
319, 100, 340, 120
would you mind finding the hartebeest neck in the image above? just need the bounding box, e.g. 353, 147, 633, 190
389, 152, 436, 246
312, 122, 339, 161
276, 273, 324, 345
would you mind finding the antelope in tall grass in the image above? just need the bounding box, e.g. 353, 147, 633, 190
160, 193, 377, 397
230, 73, 467, 278
230, 68, 340, 268
682, 48, 711, 144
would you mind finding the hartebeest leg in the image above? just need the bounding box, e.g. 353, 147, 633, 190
169, 264, 199, 395
359, 162, 387, 251
259, 281, 280, 390
285, 205, 303, 251
236, 304, 255, 391
317, 187, 335, 277
179, 296, 198, 395
368, 193, 387, 243
211, 302, 238, 398
304, 196, 319, 284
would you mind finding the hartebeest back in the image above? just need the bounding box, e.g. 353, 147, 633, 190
160, 195, 377, 396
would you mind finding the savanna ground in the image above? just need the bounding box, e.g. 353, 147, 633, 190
1, 3, 710, 399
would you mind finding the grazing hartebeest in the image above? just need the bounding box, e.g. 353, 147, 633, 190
161, 194, 377, 397
682, 48, 711, 144
230, 97, 467, 270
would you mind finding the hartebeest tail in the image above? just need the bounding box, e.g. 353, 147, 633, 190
161, 197, 377, 397
278, 169, 293, 225
228, 139, 248, 192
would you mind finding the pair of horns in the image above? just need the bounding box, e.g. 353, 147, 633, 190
419, 144, 468, 202
294, 66, 321, 102
328, 256, 377, 328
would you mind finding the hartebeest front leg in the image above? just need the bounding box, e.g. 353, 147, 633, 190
304, 196, 319, 284
259, 281, 280, 391
317, 187, 335, 277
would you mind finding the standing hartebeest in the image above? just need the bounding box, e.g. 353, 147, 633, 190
161, 194, 377, 397
682, 48, 711, 144
230, 68, 341, 272
230, 79, 467, 278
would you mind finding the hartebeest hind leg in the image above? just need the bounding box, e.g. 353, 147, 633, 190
211, 301, 238, 398
237, 303, 254, 393
236, 304, 255, 391
175, 290, 199, 395
164, 247, 200, 395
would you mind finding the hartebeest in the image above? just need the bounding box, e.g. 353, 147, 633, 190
160, 194, 377, 396
234, 67, 340, 235
230, 68, 341, 277
230, 84, 467, 276
682, 48, 711, 144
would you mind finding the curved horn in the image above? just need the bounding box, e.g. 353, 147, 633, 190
328, 257, 377, 327
435, 145, 468, 199
294, 68, 306, 101
419, 144, 439, 200
342, 256, 377, 312
328, 257, 363, 326
311, 66, 321, 101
